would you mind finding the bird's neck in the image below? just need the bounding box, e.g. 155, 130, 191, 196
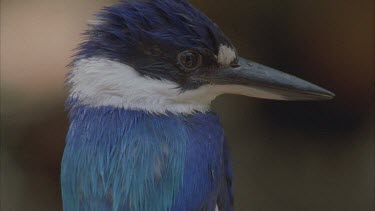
65, 103, 222, 149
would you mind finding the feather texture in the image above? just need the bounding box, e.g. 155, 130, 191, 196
72, 0, 235, 90
61, 104, 233, 211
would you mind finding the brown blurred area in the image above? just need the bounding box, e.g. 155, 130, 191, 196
0, 0, 373, 210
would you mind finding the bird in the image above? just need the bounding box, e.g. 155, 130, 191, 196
61, 0, 334, 210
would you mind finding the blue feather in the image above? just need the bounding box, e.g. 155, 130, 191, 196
64, 1, 235, 210
61, 103, 233, 211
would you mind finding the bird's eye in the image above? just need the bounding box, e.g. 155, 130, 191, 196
177, 50, 202, 71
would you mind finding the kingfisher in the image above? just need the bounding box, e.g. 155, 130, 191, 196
61, 0, 334, 210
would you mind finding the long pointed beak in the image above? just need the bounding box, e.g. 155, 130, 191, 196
200, 57, 335, 101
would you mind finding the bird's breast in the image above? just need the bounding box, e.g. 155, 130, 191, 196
62, 106, 226, 211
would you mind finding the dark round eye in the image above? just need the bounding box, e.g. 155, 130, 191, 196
177, 50, 202, 71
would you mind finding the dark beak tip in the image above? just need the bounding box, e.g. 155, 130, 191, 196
318, 93, 335, 101
305, 88, 335, 101
322, 91, 336, 100
326, 90, 336, 98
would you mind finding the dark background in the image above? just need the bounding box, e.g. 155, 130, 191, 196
1, 0, 374, 210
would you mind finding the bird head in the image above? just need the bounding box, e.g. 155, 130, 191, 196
68, 0, 334, 114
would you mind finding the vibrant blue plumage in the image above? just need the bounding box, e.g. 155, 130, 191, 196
62, 0, 334, 209
63, 0, 235, 210
62, 103, 233, 211
76, 0, 229, 61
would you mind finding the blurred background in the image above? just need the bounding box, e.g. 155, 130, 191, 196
1, 0, 373, 210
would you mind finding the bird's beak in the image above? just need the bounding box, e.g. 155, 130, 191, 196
198, 57, 335, 100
